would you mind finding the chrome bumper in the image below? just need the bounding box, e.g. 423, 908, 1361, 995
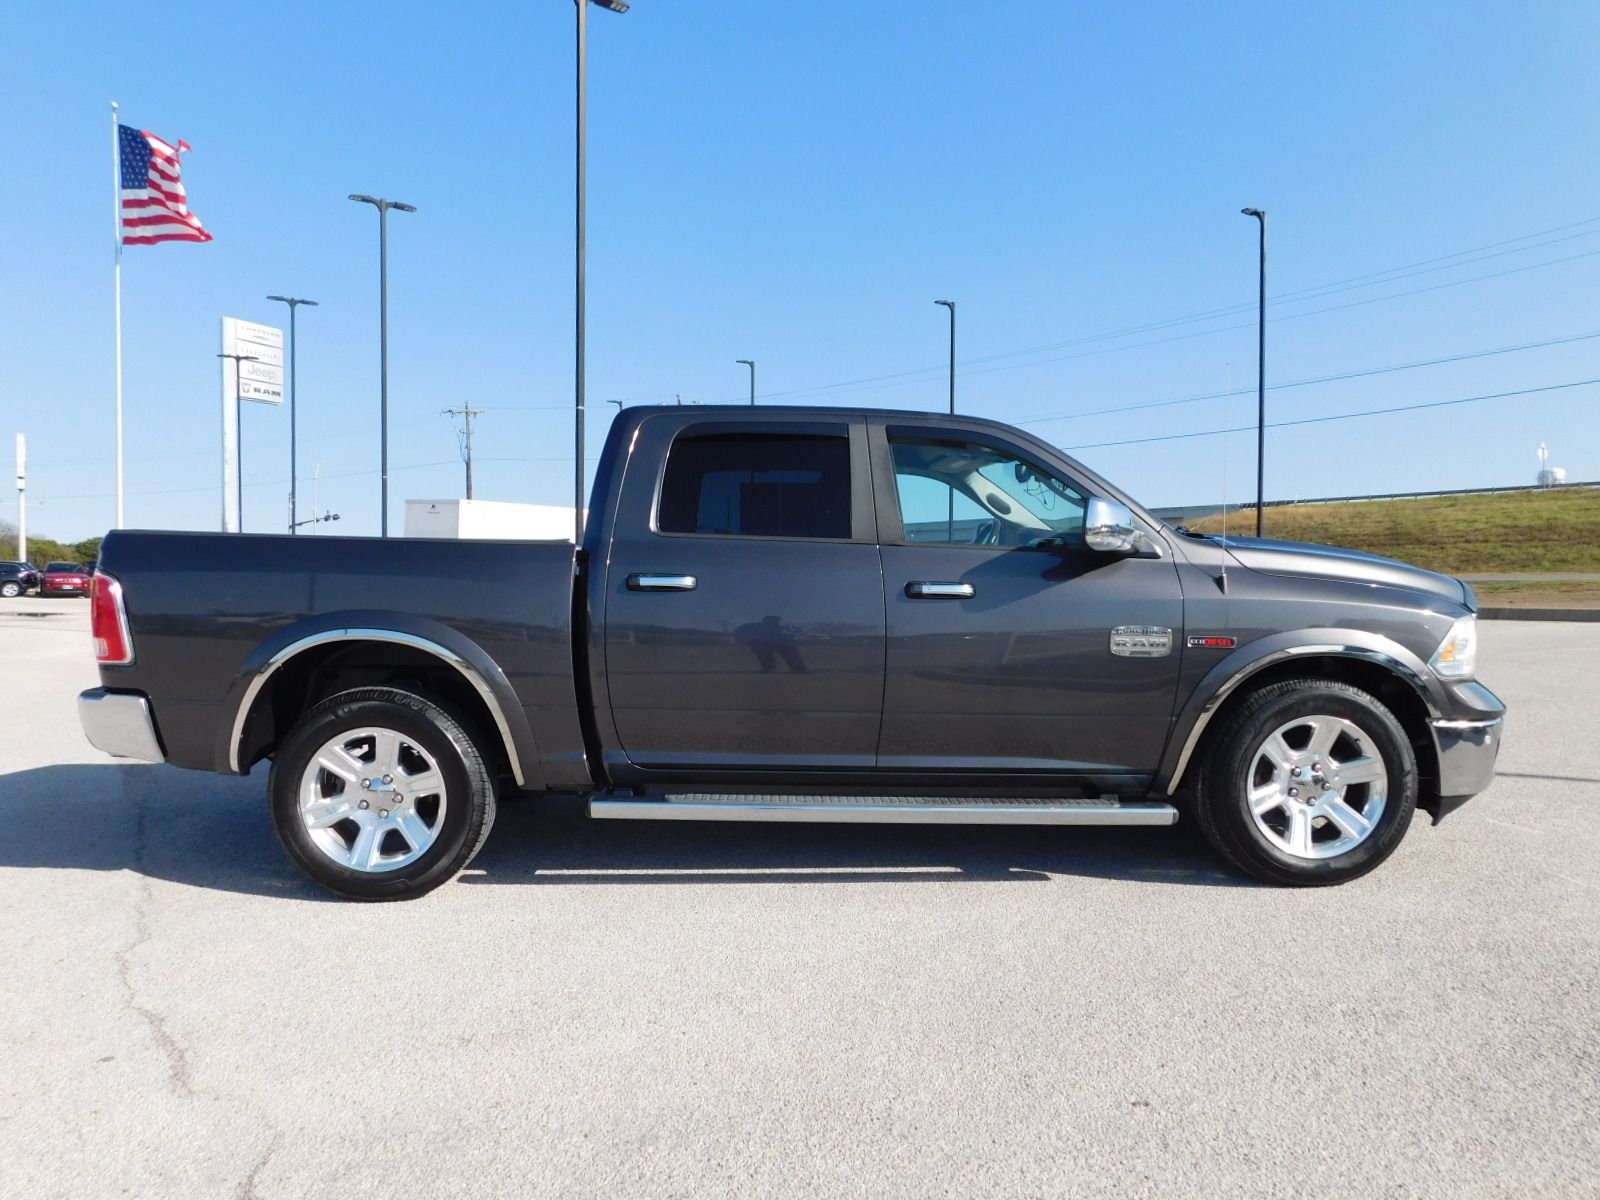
78, 688, 165, 763
1430, 717, 1503, 799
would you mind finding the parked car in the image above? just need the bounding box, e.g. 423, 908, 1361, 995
78, 407, 1504, 900
0, 561, 40, 597
41, 562, 92, 596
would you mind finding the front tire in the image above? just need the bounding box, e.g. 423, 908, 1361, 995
268, 686, 497, 900
1192, 679, 1417, 886
0, 581, 19, 598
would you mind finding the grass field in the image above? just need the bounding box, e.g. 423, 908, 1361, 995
1188, 487, 1600, 574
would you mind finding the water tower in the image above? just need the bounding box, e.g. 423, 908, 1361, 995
1536, 442, 1568, 488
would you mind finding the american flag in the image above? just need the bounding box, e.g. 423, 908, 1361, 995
118, 124, 213, 246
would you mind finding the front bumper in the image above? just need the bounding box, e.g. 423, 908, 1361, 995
78, 688, 166, 763
1425, 677, 1505, 821
1431, 717, 1502, 796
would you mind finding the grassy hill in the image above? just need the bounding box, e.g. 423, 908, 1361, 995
1187, 487, 1600, 575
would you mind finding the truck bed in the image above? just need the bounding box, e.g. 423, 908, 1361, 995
97, 530, 587, 790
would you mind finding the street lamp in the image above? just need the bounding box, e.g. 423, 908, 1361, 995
266, 295, 318, 534
217, 353, 260, 530
736, 359, 755, 405
349, 194, 417, 537
575, 0, 629, 546
1242, 207, 1267, 536
934, 300, 955, 414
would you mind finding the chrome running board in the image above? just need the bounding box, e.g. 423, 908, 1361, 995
589, 793, 1178, 826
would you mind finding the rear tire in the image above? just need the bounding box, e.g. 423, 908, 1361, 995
1192, 678, 1417, 886
268, 686, 496, 901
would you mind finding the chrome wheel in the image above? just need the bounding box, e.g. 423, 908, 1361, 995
297, 726, 449, 873
1246, 713, 1388, 861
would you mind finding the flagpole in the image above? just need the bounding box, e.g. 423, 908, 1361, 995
111, 101, 125, 529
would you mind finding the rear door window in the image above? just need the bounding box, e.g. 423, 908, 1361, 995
658, 431, 852, 539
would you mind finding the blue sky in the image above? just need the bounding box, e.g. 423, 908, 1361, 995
3, 1, 1597, 541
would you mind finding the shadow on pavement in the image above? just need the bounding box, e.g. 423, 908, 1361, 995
0, 763, 1250, 897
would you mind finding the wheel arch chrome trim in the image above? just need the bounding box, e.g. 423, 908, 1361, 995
1161, 641, 1442, 796
228, 628, 527, 786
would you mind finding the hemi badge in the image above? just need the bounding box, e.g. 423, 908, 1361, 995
1187, 635, 1237, 649
1110, 626, 1173, 658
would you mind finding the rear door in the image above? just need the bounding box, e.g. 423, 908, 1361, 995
600, 414, 885, 774
872, 421, 1184, 781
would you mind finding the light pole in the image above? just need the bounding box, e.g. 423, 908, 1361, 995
266, 295, 318, 534
1242, 208, 1267, 536
575, 0, 629, 546
736, 359, 756, 405
934, 300, 955, 414
934, 299, 957, 539
217, 353, 260, 530
349, 194, 417, 537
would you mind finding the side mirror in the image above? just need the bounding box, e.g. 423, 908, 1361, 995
1084, 496, 1138, 554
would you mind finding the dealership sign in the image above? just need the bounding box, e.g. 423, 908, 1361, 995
221, 317, 285, 404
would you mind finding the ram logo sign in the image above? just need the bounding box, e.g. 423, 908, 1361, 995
1109, 626, 1173, 658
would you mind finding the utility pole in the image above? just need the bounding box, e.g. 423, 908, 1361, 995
442, 404, 487, 500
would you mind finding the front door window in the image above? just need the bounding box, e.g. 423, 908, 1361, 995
889, 435, 1086, 548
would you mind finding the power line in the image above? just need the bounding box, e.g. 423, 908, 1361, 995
954, 224, 1600, 373
747, 224, 1600, 403
1015, 329, 1600, 425
803, 246, 1600, 402
32, 459, 462, 504
1065, 378, 1600, 452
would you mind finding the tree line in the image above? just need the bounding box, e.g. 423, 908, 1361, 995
0, 523, 102, 567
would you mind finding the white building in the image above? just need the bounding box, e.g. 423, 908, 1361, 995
403, 499, 576, 541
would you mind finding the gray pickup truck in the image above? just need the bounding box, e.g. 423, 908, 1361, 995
79, 406, 1504, 899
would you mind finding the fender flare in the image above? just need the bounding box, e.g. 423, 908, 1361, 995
1157, 628, 1444, 795
216, 611, 540, 789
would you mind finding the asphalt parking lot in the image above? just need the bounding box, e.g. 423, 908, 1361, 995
2, 595, 1596, 1198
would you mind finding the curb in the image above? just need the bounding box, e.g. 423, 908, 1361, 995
1480, 607, 1600, 622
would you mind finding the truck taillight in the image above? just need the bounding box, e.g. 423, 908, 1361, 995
91, 573, 134, 665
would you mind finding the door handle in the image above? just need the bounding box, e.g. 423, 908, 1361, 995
627, 573, 698, 592
905, 581, 974, 599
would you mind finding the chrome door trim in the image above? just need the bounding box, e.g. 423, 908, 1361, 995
1162, 643, 1440, 796
905, 581, 975, 599
627, 573, 698, 592
228, 628, 527, 786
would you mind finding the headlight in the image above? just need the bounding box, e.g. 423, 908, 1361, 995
1429, 614, 1478, 680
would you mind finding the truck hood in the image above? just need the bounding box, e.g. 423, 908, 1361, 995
1219, 536, 1470, 608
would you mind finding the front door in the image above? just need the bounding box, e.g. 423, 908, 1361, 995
874, 422, 1184, 780
602, 416, 885, 774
